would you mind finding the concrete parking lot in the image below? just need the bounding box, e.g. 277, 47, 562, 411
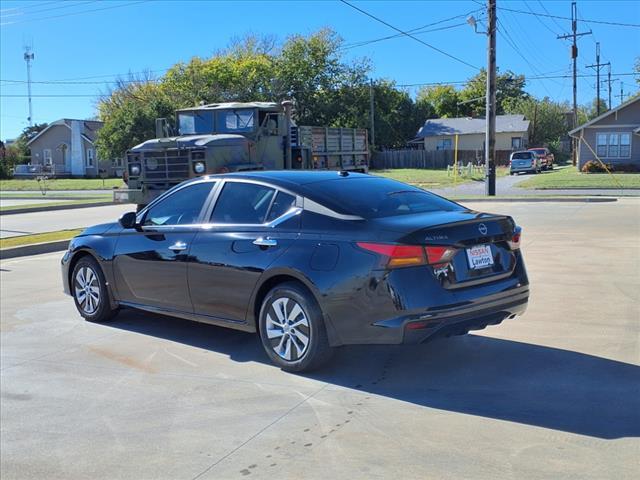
1, 199, 639, 479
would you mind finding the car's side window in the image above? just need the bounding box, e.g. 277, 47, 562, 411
266, 191, 296, 222
210, 182, 276, 224
143, 182, 214, 227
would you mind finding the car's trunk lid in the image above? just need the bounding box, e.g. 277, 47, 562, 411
372, 210, 517, 287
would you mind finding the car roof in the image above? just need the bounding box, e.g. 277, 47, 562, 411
189, 170, 371, 191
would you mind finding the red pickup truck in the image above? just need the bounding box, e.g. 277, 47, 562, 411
528, 148, 554, 171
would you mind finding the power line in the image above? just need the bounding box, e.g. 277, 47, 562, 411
2, 72, 635, 89
0, 94, 99, 97
1, 1, 59, 13
0, 1, 99, 19
536, 0, 568, 34
340, 8, 482, 50
339, 0, 480, 70
524, 0, 559, 37
342, 22, 469, 50
0, 78, 158, 85
0, 0, 150, 26
496, 18, 560, 96
396, 72, 638, 87
498, 5, 640, 28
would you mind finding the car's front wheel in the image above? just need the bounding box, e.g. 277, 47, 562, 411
71, 256, 118, 323
258, 282, 333, 372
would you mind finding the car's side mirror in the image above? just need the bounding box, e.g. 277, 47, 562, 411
119, 211, 140, 230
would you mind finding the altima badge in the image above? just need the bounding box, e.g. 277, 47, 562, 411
478, 223, 488, 235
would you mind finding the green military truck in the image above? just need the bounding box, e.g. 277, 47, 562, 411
116, 101, 369, 207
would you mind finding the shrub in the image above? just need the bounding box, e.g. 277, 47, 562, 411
581, 160, 611, 173
609, 163, 640, 173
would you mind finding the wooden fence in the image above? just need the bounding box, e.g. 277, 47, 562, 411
371, 149, 512, 169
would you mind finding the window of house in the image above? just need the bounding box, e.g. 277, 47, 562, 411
143, 182, 215, 226
511, 137, 522, 150
86, 148, 95, 167
608, 134, 619, 157
436, 139, 452, 150
211, 182, 275, 224
620, 133, 631, 157
43, 149, 52, 165
596, 132, 631, 158
596, 134, 607, 157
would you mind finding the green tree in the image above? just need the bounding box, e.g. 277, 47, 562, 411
96, 81, 175, 161
503, 97, 570, 148
459, 69, 528, 116
415, 85, 459, 118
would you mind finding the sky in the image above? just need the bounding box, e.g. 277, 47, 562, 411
1, 0, 639, 140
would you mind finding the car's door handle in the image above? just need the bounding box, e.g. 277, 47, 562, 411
253, 237, 278, 247
169, 241, 187, 252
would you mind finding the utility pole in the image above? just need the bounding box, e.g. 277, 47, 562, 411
602, 64, 619, 112
23, 46, 35, 127
485, 0, 496, 196
586, 42, 609, 115
616, 82, 625, 105
557, 2, 591, 165
369, 79, 375, 149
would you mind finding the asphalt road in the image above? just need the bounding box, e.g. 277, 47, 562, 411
0, 204, 132, 238
1, 200, 639, 479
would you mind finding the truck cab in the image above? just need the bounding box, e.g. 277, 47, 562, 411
119, 101, 368, 207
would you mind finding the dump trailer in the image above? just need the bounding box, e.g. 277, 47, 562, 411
116, 101, 369, 207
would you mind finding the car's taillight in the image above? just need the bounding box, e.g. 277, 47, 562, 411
424, 246, 458, 267
356, 243, 457, 269
507, 226, 522, 250
356, 243, 426, 267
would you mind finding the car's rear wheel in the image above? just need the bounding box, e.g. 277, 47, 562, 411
72, 256, 118, 323
258, 282, 333, 372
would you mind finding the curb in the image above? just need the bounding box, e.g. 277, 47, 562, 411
0, 240, 69, 260
451, 197, 618, 203
0, 202, 115, 216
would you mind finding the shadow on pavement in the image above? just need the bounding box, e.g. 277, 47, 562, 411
109, 309, 640, 440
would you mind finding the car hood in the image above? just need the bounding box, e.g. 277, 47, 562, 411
130, 134, 248, 152
78, 222, 119, 237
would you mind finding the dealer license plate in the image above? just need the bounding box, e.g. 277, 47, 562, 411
466, 245, 494, 270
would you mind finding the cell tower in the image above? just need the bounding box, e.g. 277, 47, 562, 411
24, 46, 35, 127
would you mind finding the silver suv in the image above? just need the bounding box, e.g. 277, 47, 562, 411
510, 150, 541, 175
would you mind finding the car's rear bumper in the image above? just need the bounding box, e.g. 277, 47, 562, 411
510, 166, 535, 173
383, 286, 529, 344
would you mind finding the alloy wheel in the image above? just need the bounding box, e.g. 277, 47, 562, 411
74, 266, 100, 315
265, 297, 310, 362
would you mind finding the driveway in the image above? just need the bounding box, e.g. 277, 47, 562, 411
1, 199, 638, 479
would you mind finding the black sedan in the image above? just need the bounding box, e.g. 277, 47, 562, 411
62, 171, 529, 371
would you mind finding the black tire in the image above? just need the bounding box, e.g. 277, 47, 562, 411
258, 282, 333, 372
71, 256, 118, 323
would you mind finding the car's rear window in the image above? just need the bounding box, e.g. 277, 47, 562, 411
304, 176, 463, 219
530, 149, 546, 155
512, 152, 534, 160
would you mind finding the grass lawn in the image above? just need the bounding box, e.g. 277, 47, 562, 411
0, 229, 82, 249
372, 167, 508, 188
515, 167, 640, 189
0, 178, 125, 191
